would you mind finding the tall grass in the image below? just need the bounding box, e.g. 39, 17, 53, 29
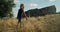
0, 14, 60, 32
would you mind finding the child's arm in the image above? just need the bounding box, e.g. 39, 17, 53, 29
22, 9, 27, 20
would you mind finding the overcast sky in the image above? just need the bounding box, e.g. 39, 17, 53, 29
13, 0, 60, 17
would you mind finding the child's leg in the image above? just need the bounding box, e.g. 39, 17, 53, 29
16, 21, 20, 28
16, 20, 19, 32
16, 16, 22, 31
16, 19, 21, 28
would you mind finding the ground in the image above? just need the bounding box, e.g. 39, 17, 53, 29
0, 14, 60, 32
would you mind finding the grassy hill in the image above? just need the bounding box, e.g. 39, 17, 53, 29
0, 14, 60, 32
25, 5, 56, 17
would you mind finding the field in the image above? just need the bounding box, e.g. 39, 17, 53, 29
0, 14, 60, 32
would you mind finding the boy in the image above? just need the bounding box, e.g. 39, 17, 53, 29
17, 4, 27, 28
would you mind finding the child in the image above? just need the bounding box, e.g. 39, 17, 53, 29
17, 4, 27, 28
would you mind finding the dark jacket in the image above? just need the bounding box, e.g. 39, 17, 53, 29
17, 9, 23, 19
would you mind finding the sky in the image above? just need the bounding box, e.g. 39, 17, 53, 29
13, 0, 60, 17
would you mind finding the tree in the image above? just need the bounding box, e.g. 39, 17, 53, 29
0, 0, 15, 18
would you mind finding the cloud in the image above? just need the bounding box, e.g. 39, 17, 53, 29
30, 3, 38, 7
49, 0, 56, 2
14, 0, 20, 3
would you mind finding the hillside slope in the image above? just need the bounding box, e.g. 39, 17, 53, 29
25, 5, 56, 17
0, 14, 60, 32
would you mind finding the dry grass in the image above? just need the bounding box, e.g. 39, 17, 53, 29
0, 14, 60, 32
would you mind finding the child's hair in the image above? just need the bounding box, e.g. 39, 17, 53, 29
20, 4, 24, 8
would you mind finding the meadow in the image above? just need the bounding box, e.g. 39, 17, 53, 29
0, 14, 60, 32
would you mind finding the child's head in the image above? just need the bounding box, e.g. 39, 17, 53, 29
20, 4, 24, 9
